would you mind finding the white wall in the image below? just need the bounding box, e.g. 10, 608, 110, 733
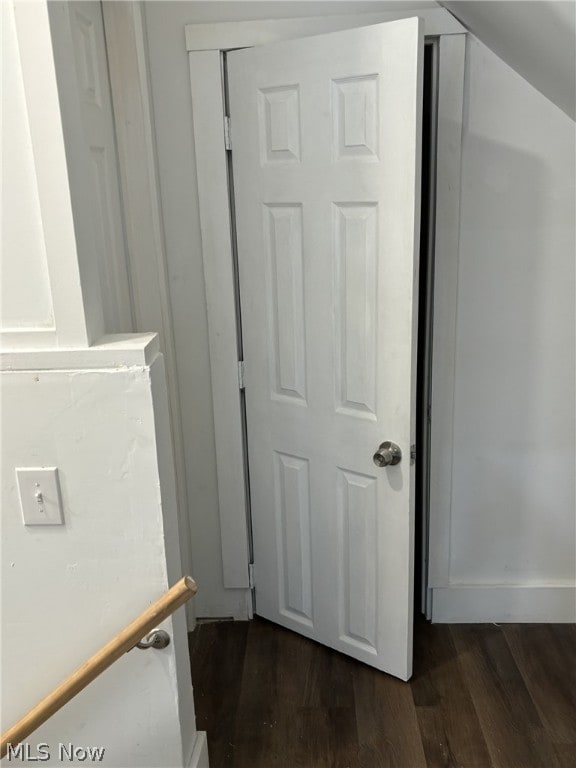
443, 1, 576, 120
1, 0, 101, 349
1, 1, 55, 335
1, 355, 197, 766
142, 2, 575, 621
1, 0, 136, 350
430, 36, 575, 621
47, 1, 133, 337
144, 0, 226, 617
1, 2, 205, 763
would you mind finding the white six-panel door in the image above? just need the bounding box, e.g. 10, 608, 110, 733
228, 18, 423, 680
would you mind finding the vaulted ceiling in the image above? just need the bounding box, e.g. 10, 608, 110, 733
181, 1, 575, 120
440, 1, 575, 119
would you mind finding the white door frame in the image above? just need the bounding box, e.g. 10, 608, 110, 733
187, 10, 466, 614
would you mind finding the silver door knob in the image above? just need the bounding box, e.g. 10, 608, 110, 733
373, 441, 402, 467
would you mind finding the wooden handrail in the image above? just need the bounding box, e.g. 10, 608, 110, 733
1, 576, 197, 758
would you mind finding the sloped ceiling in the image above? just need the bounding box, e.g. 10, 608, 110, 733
440, 1, 576, 119
177, 1, 437, 23
178, 1, 574, 118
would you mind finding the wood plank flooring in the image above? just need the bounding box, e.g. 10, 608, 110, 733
188, 617, 576, 768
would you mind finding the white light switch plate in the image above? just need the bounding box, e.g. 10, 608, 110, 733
16, 467, 64, 525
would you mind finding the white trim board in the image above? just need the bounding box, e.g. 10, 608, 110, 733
431, 586, 576, 623
427, 33, 466, 588
0, 333, 160, 372
185, 8, 465, 51
188, 49, 251, 590
188, 17, 466, 613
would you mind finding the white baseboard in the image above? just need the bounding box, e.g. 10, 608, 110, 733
431, 585, 576, 623
187, 732, 209, 768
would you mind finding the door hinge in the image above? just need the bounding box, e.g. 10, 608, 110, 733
248, 562, 255, 590
238, 360, 245, 390
224, 115, 232, 150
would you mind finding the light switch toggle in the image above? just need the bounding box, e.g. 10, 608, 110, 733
16, 467, 64, 525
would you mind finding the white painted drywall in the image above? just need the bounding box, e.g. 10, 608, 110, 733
2, 0, 102, 349
1, 0, 136, 350
1, 355, 198, 767
47, 1, 133, 337
1, 0, 55, 334
101, 2, 197, 629
143, 2, 575, 621
442, 1, 576, 120
433, 36, 575, 614
2, 1, 203, 762
0, 3, 54, 331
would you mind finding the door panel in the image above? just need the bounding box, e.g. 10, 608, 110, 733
228, 18, 423, 680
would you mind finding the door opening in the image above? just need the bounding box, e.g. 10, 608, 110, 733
228, 40, 439, 622
415, 40, 438, 620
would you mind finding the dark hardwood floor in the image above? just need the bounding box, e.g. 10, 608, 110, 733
188, 617, 576, 768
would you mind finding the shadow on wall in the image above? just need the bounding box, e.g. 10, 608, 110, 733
451, 128, 575, 584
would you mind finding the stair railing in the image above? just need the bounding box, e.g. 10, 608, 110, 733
0, 576, 197, 758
